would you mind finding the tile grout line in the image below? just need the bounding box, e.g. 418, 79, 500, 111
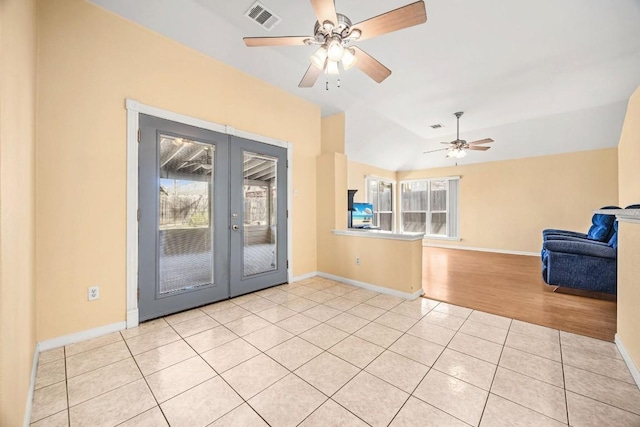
64, 346, 70, 427
401, 307, 492, 427
559, 364, 640, 417
172, 321, 272, 426
119, 329, 172, 426
480, 320, 575, 425
560, 334, 570, 426
380, 304, 438, 427
477, 316, 512, 425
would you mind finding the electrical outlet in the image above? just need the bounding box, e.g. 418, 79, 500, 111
356, 257, 360, 265
88, 286, 100, 301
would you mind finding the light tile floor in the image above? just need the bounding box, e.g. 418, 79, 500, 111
31, 277, 640, 427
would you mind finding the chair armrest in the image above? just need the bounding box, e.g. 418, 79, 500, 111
543, 240, 617, 259
544, 235, 609, 245
542, 229, 588, 239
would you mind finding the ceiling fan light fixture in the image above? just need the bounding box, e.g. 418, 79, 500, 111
348, 28, 361, 40
310, 46, 328, 69
447, 148, 467, 159
327, 60, 340, 75
341, 47, 357, 70
322, 20, 335, 32
326, 37, 345, 61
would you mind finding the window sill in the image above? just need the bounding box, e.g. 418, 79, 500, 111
422, 235, 461, 242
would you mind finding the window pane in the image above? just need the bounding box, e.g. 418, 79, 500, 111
379, 213, 393, 231
402, 212, 426, 233
430, 180, 447, 211
402, 182, 428, 211
430, 212, 447, 235
368, 180, 378, 208
379, 181, 392, 211
243, 151, 277, 277
158, 136, 213, 295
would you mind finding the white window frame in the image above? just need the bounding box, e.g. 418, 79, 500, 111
365, 175, 396, 232
399, 176, 460, 240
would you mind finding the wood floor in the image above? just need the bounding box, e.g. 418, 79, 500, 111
422, 247, 617, 342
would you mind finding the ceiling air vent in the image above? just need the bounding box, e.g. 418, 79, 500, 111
245, 1, 282, 31
430, 124, 444, 129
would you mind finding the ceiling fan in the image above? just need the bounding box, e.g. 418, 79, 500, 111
423, 112, 494, 159
243, 0, 427, 88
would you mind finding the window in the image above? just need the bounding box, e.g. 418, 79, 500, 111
400, 177, 459, 238
366, 176, 395, 232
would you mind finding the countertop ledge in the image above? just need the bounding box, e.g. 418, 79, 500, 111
332, 229, 425, 241
594, 208, 640, 219
593, 208, 640, 224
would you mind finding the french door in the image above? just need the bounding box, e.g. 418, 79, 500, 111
138, 115, 287, 321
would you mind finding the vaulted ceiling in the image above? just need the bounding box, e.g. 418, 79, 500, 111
90, 0, 640, 171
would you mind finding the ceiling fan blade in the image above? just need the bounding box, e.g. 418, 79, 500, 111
440, 141, 453, 145
299, 63, 324, 88
353, 1, 427, 41
310, 0, 338, 26
468, 146, 491, 151
352, 47, 391, 83
423, 148, 448, 154
467, 138, 494, 145
243, 36, 310, 47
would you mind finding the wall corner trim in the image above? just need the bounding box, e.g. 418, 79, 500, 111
127, 309, 140, 329
615, 333, 640, 390
38, 322, 126, 352
23, 344, 40, 427
291, 271, 319, 282
125, 99, 140, 111
317, 272, 423, 300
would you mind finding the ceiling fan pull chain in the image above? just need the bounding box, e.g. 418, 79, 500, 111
326, 80, 329, 91
337, 78, 341, 88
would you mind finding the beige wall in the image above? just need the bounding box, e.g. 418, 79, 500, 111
327, 235, 423, 295
618, 86, 640, 206
398, 148, 619, 253
616, 85, 640, 373
617, 221, 640, 371
320, 113, 345, 155
316, 153, 348, 274
36, 0, 321, 340
0, 0, 38, 424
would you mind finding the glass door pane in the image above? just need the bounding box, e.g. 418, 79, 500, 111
158, 135, 214, 294
243, 151, 277, 277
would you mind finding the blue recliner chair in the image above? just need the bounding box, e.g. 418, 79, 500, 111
543, 205, 620, 243
541, 222, 618, 294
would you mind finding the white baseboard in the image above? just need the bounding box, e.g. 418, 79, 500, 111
127, 308, 139, 329
23, 344, 39, 427
291, 271, 318, 282
38, 321, 126, 352
317, 272, 423, 300
423, 242, 539, 257
615, 333, 640, 390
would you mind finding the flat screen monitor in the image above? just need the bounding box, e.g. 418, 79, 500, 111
352, 202, 374, 228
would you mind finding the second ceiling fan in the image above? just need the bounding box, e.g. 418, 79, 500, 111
424, 112, 494, 159
243, 0, 427, 88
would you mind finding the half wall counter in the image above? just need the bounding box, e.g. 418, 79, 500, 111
323, 229, 425, 299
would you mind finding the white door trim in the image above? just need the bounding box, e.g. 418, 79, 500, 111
125, 99, 293, 328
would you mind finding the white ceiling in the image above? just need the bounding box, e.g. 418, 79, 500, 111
90, 0, 640, 171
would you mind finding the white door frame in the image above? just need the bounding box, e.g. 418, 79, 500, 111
125, 99, 293, 328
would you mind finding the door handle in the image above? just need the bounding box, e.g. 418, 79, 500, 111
232, 224, 241, 231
